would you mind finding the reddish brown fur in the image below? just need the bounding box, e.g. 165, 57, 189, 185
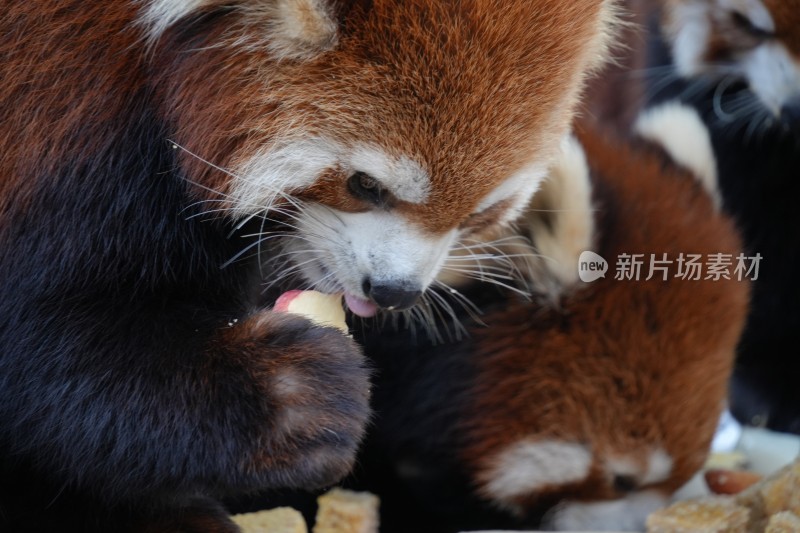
762, 0, 800, 55
155, 0, 613, 234
2, 0, 614, 241
461, 122, 749, 507
0, 3, 143, 226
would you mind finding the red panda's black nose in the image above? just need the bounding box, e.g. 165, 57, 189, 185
363, 280, 422, 311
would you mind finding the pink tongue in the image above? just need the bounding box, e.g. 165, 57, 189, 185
344, 293, 379, 318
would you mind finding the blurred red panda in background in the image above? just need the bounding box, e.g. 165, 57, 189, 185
584, 0, 800, 434
645, 0, 800, 434
0, 1, 618, 531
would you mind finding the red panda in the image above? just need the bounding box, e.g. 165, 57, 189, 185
592, 0, 800, 435
582, 0, 800, 431
653, 0, 800, 436
0, 0, 618, 531
660, 0, 800, 125
348, 103, 750, 532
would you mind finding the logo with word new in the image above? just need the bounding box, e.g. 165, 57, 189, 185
578, 251, 608, 283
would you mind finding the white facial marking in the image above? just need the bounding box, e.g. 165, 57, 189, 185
643, 448, 674, 485
137, 0, 206, 41
742, 43, 800, 115
232, 136, 341, 215
476, 160, 549, 225
544, 490, 668, 531
347, 145, 431, 204
718, 0, 775, 34
607, 448, 673, 487
338, 210, 456, 291
606, 455, 640, 481
232, 138, 431, 215
482, 439, 593, 503
284, 205, 456, 297
264, 0, 339, 60
635, 102, 720, 209
668, 2, 712, 77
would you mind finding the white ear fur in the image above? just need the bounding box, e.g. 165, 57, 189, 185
138, 0, 339, 58
265, 0, 339, 60
635, 102, 721, 210
139, 0, 208, 41
519, 134, 596, 299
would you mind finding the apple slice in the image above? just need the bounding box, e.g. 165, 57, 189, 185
274, 290, 348, 334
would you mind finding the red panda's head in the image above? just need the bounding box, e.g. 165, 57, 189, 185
661, 0, 800, 127
459, 104, 749, 530
142, 0, 618, 316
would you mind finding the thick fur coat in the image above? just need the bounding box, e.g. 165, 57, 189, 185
0, 1, 616, 530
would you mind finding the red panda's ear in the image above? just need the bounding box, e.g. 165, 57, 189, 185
264, 0, 339, 60
519, 135, 596, 301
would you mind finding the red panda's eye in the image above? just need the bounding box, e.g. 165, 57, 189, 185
730, 11, 774, 40
347, 172, 388, 206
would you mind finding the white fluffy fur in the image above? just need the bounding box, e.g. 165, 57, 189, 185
635, 102, 721, 210
523, 135, 595, 292
664, 1, 711, 78
348, 146, 431, 204
138, 0, 338, 59
476, 161, 549, 224
544, 490, 668, 531
137, 0, 207, 41
260, 0, 339, 60
606, 448, 673, 486
482, 439, 593, 504
643, 448, 674, 485
718, 0, 775, 33
232, 138, 431, 214
232, 136, 342, 215
742, 43, 800, 116
283, 205, 457, 299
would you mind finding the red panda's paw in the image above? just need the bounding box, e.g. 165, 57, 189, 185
223, 311, 371, 490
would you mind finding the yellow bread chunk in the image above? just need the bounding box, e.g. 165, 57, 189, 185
313, 488, 379, 533
646, 498, 750, 533
759, 460, 800, 516
765, 511, 800, 533
232, 507, 308, 533
735, 458, 800, 526
276, 291, 348, 334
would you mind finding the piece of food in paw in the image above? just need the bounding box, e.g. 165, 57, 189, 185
765, 511, 800, 533
275, 290, 348, 334
705, 469, 764, 495
312, 488, 379, 533
232, 507, 308, 533
645, 498, 750, 533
